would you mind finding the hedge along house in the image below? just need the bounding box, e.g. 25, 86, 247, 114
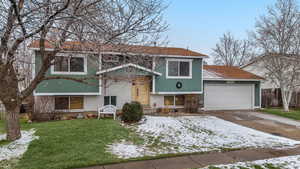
30, 40, 263, 115
202, 65, 263, 110
29, 40, 209, 114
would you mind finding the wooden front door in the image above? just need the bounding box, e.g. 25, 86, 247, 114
131, 76, 150, 105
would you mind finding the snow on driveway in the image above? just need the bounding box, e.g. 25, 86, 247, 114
202, 155, 300, 169
0, 129, 39, 161
107, 116, 300, 159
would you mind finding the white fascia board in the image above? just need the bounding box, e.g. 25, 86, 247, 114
157, 55, 208, 59
203, 78, 262, 82
152, 91, 203, 95
29, 48, 208, 59
96, 63, 162, 76
34, 92, 101, 96
29, 47, 99, 54
29, 47, 55, 51
82, 51, 208, 59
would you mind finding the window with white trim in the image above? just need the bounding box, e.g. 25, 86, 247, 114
53, 55, 86, 74
102, 54, 119, 62
167, 60, 192, 78
104, 96, 117, 106
164, 95, 185, 106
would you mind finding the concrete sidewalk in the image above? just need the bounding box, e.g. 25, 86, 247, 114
249, 111, 300, 128
204, 111, 300, 140
79, 147, 300, 169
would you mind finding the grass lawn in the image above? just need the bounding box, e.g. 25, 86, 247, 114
261, 108, 300, 120
0, 119, 142, 169
1, 115, 299, 169
0, 119, 5, 134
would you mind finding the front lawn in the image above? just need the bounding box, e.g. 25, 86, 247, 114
1, 116, 300, 169
261, 108, 300, 120
0, 119, 142, 169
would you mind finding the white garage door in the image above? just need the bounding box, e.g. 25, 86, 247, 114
204, 83, 254, 110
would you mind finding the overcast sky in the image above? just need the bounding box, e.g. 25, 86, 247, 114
164, 0, 300, 63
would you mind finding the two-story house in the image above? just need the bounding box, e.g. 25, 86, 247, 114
29, 40, 263, 115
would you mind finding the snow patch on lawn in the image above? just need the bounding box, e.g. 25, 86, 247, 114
202, 155, 300, 169
107, 140, 156, 159
0, 129, 39, 161
108, 116, 300, 159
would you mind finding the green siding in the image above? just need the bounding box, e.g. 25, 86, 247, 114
254, 82, 261, 107
154, 58, 203, 93
35, 52, 100, 94
204, 80, 261, 107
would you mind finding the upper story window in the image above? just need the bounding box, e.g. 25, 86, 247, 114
52, 54, 87, 75
102, 54, 119, 62
166, 59, 192, 79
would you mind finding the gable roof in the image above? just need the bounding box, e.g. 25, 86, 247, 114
241, 54, 300, 69
28, 40, 208, 58
203, 65, 264, 80
240, 58, 262, 69
240, 60, 257, 69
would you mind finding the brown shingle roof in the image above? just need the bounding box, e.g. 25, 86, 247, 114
28, 40, 208, 57
203, 65, 264, 80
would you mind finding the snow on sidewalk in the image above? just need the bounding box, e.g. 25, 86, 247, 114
107, 116, 300, 159
0, 129, 39, 161
201, 155, 300, 169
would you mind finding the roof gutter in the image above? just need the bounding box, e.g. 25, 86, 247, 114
28, 47, 209, 59
204, 78, 263, 81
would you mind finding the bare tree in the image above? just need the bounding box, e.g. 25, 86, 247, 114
252, 0, 300, 112
0, 0, 167, 141
212, 32, 253, 66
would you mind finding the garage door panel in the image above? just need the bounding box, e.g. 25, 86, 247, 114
204, 84, 253, 110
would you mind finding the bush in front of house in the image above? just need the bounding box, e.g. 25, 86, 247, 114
121, 101, 143, 123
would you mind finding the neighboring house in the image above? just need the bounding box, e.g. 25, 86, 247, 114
241, 60, 277, 89
29, 40, 263, 114
242, 60, 300, 108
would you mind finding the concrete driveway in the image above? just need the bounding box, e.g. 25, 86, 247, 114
202, 111, 300, 140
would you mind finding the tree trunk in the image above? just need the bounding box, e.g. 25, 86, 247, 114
281, 87, 291, 112
283, 99, 290, 112
5, 105, 21, 141
0, 63, 22, 141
